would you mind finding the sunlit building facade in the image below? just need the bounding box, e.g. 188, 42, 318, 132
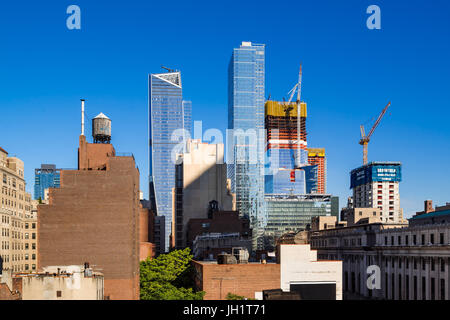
149, 71, 191, 252
228, 41, 266, 250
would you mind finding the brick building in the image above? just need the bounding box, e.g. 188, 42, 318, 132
38, 132, 150, 300
193, 244, 342, 300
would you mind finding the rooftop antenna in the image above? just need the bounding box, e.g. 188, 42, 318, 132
81, 99, 85, 136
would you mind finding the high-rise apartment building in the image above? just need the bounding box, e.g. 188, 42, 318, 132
34, 164, 60, 200
0, 147, 36, 274
228, 41, 266, 250
173, 140, 234, 249
350, 162, 403, 223
149, 70, 192, 252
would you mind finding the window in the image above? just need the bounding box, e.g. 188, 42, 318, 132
56, 291, 62, 298
422, 277, 426, 300
440, 233, 444, 245
431, 278, 435, 300
421, 234, 425, 245
430, 234, 435, 244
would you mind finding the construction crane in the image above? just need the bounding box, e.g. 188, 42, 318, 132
283, 64, 303, 168
359, 101, 391, 165
161, 65, 175, 72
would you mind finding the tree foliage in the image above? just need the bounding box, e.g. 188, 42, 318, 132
226, 293, 254, 300
140, 248, 205, 300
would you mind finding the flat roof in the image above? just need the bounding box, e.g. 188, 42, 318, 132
409, 209, 450, 220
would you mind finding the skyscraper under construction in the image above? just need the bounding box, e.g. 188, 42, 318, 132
262, 69, 335, 250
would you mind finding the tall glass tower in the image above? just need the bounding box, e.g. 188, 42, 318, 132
228, 41, 266, 250
149, 71, 191, 252
34, 164, 60, 200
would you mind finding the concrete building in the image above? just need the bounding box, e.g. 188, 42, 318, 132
174, 139, 234, 249
154, 215, 165, 256
0, 264, 104, 300
192, 232, 252, 261
38, 118, 149, 300
310, 200, 450, 300
1, 147, 36, 274
350, 162, 404, 223
187, 210, 250, 249
193, 243, 342, 300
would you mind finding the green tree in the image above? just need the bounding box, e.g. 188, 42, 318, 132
38, 196, 42, 204
140, 248, 205, 300
226, 293, 254, 300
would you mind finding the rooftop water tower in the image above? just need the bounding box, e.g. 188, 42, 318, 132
92, 113, 111, 144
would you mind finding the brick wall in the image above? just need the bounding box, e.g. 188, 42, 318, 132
38, 142, 140, 300
193, 262, 280, 300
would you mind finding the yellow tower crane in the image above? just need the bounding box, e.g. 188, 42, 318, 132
359, 101, 391, 165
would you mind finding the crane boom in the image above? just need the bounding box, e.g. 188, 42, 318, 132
295, 64, 303, 168
359, 101, 391, 165
367, 101, 391, 139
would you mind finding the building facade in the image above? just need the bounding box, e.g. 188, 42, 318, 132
38, 130, 142, 300
350, 162, 403, 223
149, 71, 191, 252
263, 194, 338, 250
228, 41, 266, 250
34, 164, 60, 201
174, 140, 234, 249
310, 201, 450, 300
0, 147, 35, 274
307, 148, 326, 193
193, 244, 342, 300
1, 264, 104, 300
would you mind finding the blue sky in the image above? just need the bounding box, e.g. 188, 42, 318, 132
1, 0, 449, 217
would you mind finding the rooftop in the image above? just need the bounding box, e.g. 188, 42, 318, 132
409, 209, 450, 220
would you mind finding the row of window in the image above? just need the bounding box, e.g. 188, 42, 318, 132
383, 232, 446, 246
344, 271, 446, 300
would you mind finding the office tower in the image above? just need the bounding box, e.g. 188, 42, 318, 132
149, 70, 191, 252
0, 147, 36, 274
38, 113, 149, 300
308, 148, 326, 193
34, 164, 60, 200
173, 139, 234, 249
228, 41, 265, 250
350, 162, 403, 222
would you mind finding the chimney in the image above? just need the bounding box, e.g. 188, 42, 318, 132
81, 99, 85, 136
425, 200, 433, 213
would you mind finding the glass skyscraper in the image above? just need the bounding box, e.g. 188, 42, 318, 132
228, 41, 266, 250
149, 71, 191, 252
34, 164, 60, 200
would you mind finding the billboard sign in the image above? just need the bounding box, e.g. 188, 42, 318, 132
351, 163, 401, 189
